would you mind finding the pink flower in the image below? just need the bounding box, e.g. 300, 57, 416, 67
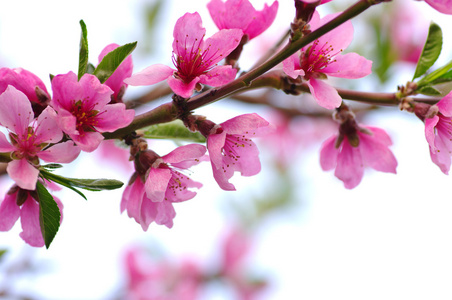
0, 67, 50, 115
98, 43, 133, 103
389, 0, 428, 64
0, 184, 63, 247
0, 86, 80, 190
123, 246, 202, 300
423, 91, 452, 174
320, 125, 397, 189
282, 12, 372, 109
424, 0, 452, 14
199, 113, 273, 191
207, 0, 278, 40
124, 12, 243, 98
50, 71, 135, 152
121, 144, 206, 229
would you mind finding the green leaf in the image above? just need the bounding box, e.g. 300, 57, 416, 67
416, 85, 442, 96
40, 169, 124, 197
41, 163, 63, 170
93, 42, 137, 83
142, 120, 206, 143
78, 20, 89, 80
413, 22, 443, 80
37, 181, 60, 249
418, 60, 452, 87
0, 249, 7, 259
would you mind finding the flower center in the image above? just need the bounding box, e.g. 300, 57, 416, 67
300, 40, 342, 78
70, 100, 99, 134
172, 34, 220, 83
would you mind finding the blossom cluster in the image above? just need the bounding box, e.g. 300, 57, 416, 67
0, 0, 452, 249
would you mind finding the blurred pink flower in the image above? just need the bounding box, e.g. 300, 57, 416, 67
125, 12, 243, 98
98, 43, 134, 103
207, 0, 278, 40
389, 0, 428, 64
200, 113, 273, 191
0, 86, 80, 190
121, 144, 206, 229
423, 91, 452, 174
424, 0, 452, 14
0, 184, 63, 247
283, 12, 372, 109
320, 126, 397, 189
51, 71, 135, 152
123, 246, 202, 300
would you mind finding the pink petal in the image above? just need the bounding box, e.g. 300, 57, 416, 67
124, 64, 174, 86
154, 201, 176, 228
436, 91, 452, 117
322, 53, 372, 79
122, 179, 146, 224
7, 159, 39, 190
78, 74, 113, 110
34, 106, 63, 143
95, 103, 135, 132
307, 78, 342, 109
358, 131, 397, 173
202, 28, 244, 66
208, 0, 255, 31
199, 65, 237, 87
364, 126, 393, 146
38, 141, 81, 163
207, 132, 236, 191
425, 116, 439, 152
0, 132, 15, 152
51, 72, 84, 112
425, 0, 452, 14
145, 168, 172, 202
335, 141, 364, 189
430, 136, 451, 174
0, 192, 20, 231
0, 68, 49, 104
166, 172, 202, 203
55, 109, 78, 136
162, 144, 207, 165
224, 136, 261, 176
0, 86, 33, 136
72, 131, 105, 152
282, 53, 305, 79
220, 113, 271, 136
314, 13, 354, 51
319, 135, 338, 171
167, 75, 199, 98
19, 197, 44, 247
139, 197, 158, 231
172, 12, 206, 58
244, 1, 279, 40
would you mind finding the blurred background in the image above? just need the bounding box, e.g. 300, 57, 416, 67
1, 0, 452, 299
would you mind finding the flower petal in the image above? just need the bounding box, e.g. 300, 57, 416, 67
425, 116, 439, 152
359, 131, 397, 173
0, 85, 33, 136
319, 135, 338, 171
199, 65, 237, 87
38, 141, 81, 163
167, 75, 199, 98
307, 78, 342, 109
124, 64, 174, 86
220, 113, 271, 136
19, 196, 44, 247
172, 12, 206, 57
335, 141, 364, 189
436, 91, 452, 117
145, 168, 172, 203
34, 106, 63, 143
0, 192, 20, 231
282, 53, 305, 79
95, 103, 135, 132
7, 159, 39, 190
322, 53, 372, 79
0, 132, 15, 152
244, 0, 278, 40
162, 144, 207, 165
202, 28, 243, 66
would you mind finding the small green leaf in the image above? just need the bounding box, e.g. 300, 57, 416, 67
418, 60, 452, 87
78, 20, 89, 80
37, 182, 60, 249
93, 42, 137, 83
142, 120, 206, 143
416, 85, 442, 96
41, 163, 63, 170
40, 169, 124, 196
413, 22, 443, 80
